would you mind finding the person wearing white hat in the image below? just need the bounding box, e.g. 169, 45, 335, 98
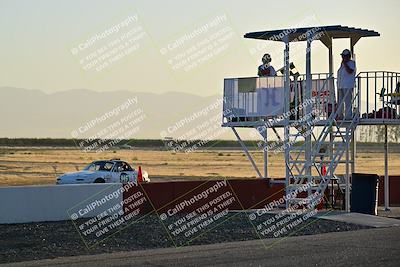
258, 53, 277, 77
337, 49, 356, 120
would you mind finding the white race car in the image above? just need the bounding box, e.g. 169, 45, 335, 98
56, 159, 149, 185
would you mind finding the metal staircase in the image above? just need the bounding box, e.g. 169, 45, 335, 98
285, 81, 360, 210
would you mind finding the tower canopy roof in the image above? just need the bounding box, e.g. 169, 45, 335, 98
244, 25, 380, 42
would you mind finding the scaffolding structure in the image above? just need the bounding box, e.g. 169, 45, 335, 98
222, 26, 400, 211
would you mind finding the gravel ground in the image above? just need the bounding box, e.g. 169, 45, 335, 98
0, 212, 372, 264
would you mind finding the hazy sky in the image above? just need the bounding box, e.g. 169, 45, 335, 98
1, 0, 399, 96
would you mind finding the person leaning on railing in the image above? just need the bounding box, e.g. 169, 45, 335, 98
258, 53, 277, 77
337, 49, 356, 120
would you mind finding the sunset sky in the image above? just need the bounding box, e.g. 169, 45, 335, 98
1, 0, 399, 97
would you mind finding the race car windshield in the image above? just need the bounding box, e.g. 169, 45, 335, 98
84, 161, 114, 172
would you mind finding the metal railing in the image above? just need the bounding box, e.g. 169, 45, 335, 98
223, 73, 334, 123
223, 76, 285, 121
357, 71, 400, 120
223, 71, 400, 124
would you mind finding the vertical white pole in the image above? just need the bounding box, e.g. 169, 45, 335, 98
306, 33, 312, 197
328, 41, 334, 103
284, 36, 290, 208
284, 36, 291, 115
328, 40, 334, 163
345, 41, 356, 212
384, 125, 390, 211
350, 42, 356, 175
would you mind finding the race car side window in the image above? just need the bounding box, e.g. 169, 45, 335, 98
122, 162, 133, 171
85, 164, 96, 171
103, 162, 114, 171
85, 161, 114, 171
112, 162, 123, 172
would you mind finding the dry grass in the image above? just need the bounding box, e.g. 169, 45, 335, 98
0, 147, 399, 186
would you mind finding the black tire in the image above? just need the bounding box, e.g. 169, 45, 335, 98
94, 178, 105, 183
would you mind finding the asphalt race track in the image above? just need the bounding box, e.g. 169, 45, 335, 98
4, 227, 400, 267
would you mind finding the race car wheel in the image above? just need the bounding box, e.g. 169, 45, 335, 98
94, 178, 105, 183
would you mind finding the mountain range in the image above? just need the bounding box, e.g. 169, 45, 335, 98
0, 87, 230, 140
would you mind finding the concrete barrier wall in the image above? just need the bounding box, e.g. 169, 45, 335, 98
0, 184, 123, 224
1, 176, 399, 224
0, 180, 285, 224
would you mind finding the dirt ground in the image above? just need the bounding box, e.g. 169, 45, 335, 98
0, 146, 399, 186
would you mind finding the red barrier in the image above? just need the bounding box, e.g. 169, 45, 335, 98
378, 176, 400, 205
122, 175, 400, 216
123, 179, 285, 215
227, 180, 284, 209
